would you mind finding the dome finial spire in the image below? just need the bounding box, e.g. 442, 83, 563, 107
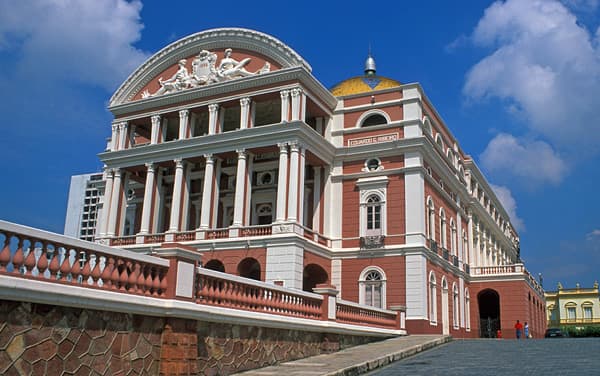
364, 44, 376, 76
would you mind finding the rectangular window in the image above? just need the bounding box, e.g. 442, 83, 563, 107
567, 307, 576, 320
584, 306, 592, 320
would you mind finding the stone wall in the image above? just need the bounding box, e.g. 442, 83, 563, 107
0, 300, 382, 376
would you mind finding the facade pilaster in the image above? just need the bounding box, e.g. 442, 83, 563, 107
297, 147, 306, 225
106, 168, 122, 236
179, 109, 190, 140
118, 122, 127, 151
232, 150, 247, 227
287, 142, 300, 221
151, 115, 161, 144
312, 166, 321, 234
199, 155, 215, 230
404, 151, 426, 246
168, 158, 186, 232
275, 143, 289, 222
208, 104, 219, 134
280, 90, 289, 123
138, 162, 156, 235
110, 124, 119, 151
240, 97, 251, 129
290, 88, 302, 121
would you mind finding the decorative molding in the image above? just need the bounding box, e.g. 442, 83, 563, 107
110, 28, 312, 106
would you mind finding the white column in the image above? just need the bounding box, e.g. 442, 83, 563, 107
290, 88, 302, 121
118, 122, 128, 150
280, 90, 289, 123
180, 163, 192, 230
110, 124, 119, 151
168, 158, 185, 232
245, 153, 254, 226
151, 115, 161, 144
208, 104, 219, 134
240, 97, 251, 129
152, 168, 164, 233
106, 168, 122, 236
232, 150, 247, 227
287, 142, 300, 221
275, 143, 288, 222
139, 163, 156, 235
199, 155, 214, 229
178, 109, 190, 140
212, 159, 222, 228
312, 166, 321, 232
297, 147, 306, 225
98, 168, 114, 237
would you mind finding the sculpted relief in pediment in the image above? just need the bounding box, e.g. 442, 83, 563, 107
141, 48, 272, 99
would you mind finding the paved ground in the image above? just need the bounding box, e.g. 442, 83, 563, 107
368, 338, 600, 376
235, 335, 451, 376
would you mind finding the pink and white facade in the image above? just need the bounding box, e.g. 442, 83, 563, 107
95, 28, 545, 338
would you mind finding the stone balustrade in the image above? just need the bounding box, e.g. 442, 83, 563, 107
336, 300, 399, 329
0, 220, 169, 297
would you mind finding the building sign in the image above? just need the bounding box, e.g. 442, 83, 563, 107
348, 132, 399, 147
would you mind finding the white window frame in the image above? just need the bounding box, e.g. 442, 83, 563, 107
427, 197, 435, 241
439, 208, 447, 249
429, 271, 437, 325
465, 289, 471, 331
358, 266, 387, 309
357, 176, 388, 237
356, 109, 391, 128
453, 283, 459, 329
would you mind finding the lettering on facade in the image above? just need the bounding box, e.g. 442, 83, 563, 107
348, 132, 399, 147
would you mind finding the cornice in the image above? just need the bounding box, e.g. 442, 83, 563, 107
110, 28, 312, 107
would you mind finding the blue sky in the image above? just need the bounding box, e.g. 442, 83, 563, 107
0, 0, 598, 290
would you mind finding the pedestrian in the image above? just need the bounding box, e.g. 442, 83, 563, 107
514, 320, 523, 339
524, 322, 529, 339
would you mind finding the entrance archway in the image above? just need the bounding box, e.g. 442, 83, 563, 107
478, 289, 501, 338
204, 259, 225, 273
237, 258, 261, 281
302, 264, 329, 292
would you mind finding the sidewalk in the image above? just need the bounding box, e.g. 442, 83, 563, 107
235, 334, 452, 376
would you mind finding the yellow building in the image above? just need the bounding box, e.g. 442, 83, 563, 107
545, 282, 600, 332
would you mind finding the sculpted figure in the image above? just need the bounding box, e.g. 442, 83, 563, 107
217, 48, 270, 80
145, 59, 191, 97
192, 50, 219, 85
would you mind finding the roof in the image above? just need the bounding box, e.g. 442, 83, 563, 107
330, 75, 402, 97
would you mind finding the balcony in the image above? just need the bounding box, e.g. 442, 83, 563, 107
360, 235, 385, 250
470, 264, 544, 295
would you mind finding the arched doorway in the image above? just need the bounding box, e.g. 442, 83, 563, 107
478, 289, 501, 338
204, 259, 225, 273
237, 258, 261, 281
302, 264, 329, 292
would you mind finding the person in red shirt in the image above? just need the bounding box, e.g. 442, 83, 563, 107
514, 320, 524, 339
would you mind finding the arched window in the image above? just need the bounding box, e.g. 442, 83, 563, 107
359, 267, 386, 308
427, 197, 435, 241
440, 209, 447, 249
462, 230, 468, 264
582, 301, 594, 320
435, 134, 444, 150
453, 283, 459, 329
450, 219, 457, 256
237, 258, 261, 281
422, 116, 433, 136
429, 272, 437, 324
204, 259, 226, 272
366, 195, 382, 235
465, 289, 471, 330
358, 111, 390, 128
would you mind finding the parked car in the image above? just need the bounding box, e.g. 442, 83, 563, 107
544, 328, 565, 338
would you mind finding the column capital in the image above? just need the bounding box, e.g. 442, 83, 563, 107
145, 162, 156, 172
280, 89, 290, 99
204, 154, 214, 163
236, 149, 247, 159
151, 114, 161, 124
289, 141, 302, 152
111, 123, 119, 131
277, 142, 288, 153
118, 121, 127, 130
179, 109, 190, 117
240, 97, 251, 107
174, 158, 185, 169
208, 103, 219, 112
113, 167, 122, 178
290, 87, 303, 97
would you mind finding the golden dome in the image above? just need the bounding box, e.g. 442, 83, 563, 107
330, 75, 402, 96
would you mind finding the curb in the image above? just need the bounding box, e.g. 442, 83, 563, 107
324, 335, 453, 376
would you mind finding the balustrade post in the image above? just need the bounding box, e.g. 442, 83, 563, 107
313, 284, 338, 321
390, 305, 407, 330
153, 243, 201, 300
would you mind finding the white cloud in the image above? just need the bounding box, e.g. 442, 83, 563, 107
489, 183, 525, 232
586, 229, 600, 239
480, 133, 567, 185
464, 0, 600, 153
0, 0, 149, 91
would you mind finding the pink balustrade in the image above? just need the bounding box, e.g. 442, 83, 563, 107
207, 229, 229, 239
336, 301, 398, 330
0, 220, 169, 297
110, 236, 136, 246
144, 234, 166, 244
195, 268, 322, 320
240, 226, 272, 237
175, 231, 195, 241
